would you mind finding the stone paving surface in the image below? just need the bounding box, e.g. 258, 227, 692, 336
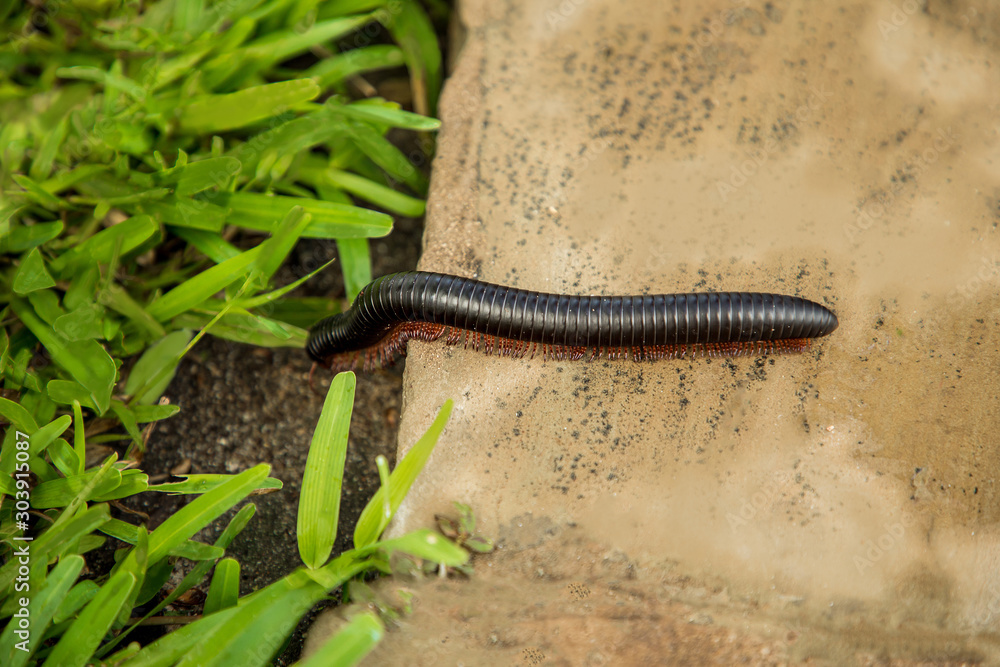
308, 0, 1000, 663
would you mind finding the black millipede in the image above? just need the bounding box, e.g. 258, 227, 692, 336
306, 271, 839, 372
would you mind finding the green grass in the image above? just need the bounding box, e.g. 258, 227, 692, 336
0, 0, 444, 423
0, 0, 460, 664
0, 373, 464, 666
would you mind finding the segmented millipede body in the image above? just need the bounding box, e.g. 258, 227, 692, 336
306, 271, 839, 372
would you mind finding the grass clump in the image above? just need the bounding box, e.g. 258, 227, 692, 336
1, 372, 464, 666
0, 0, 456, 664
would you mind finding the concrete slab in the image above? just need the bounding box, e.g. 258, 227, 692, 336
308, 0, 1000, 662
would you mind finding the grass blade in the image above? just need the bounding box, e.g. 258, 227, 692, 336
172, 555, 369, 667
31, 467, 124, 509
322, 168, 426, 217
0, 555, 84, 667
11, 299, 117, 414
123, 329, 193, 404
171, 312, 307, 348
134, 196, 228, 231
366, 528, 467, 567
55, 66, 147, 102
52, 580, 100, 625
304, 45, 405, 88
345, 119, 428, 194
97, 283, 167, 339
109, 400, 144, 449
121, 464, 270, 569
132, 404, 181, 423
39, 570, 135, 667
145, 245, 263, 322
13, 248, 56, 295
353, 400, 453, 549
296, 611, 384, 667
334, 238, 370, 301
378, 0, 442, 116
0, 397, 39, 432
247, 16, 374, 67
253, 206, 312, 286
49, 215, 159, 275
334, 99, 441, 131
178, 80, 321, 133
167, 227, 241, 263
235, 258, 338, 310
217, 192, 392, 239
147, 473, 282, 495
71, 400, 85, 474
98, 505, 257, 660
3, 220, 63, 253
203, 558, 240, 614
29, 115, 70, 182
25, 415, 73, 460
298, 371, 355, 569
12, 175, 64, 210
173, 571, 326, 667
99, 519, 223, 561
3, 504, 110, 591
223, 110, 348, 178
118, 607, 240, 667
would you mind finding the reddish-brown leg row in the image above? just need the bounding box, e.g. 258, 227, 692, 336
318, 322, 814, 373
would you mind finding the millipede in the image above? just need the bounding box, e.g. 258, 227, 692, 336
306, 271, 839, 372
